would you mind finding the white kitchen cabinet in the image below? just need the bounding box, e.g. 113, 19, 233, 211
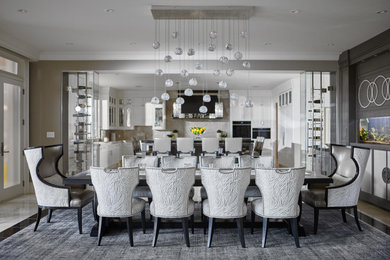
145, 102, 166, 130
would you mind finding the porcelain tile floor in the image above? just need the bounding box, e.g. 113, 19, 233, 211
0, 194, 37, 233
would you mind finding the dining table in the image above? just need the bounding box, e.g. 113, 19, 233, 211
63, 169, 333, 237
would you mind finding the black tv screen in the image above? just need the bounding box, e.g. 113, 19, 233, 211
181, 95, 218, 113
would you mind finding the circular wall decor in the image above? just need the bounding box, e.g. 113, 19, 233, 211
358, 75, 390, 108
382, 167, 390, 184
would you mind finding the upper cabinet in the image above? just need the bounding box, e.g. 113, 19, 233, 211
101, 87, 132, 130
145, 102, 166, 130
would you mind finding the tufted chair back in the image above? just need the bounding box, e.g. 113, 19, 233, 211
91, 167, 139, 217
161, 156, 197, 168
225, 138, 242, 154
24, 147, 70, 207
239, 155, 274, 169
201, 168, 251, 218
255, 167, 305, 218
145, 167, 196, 218
200, 156, 235, 168
122, 155, 158, 168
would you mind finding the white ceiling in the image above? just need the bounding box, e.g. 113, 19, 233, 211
98, 71, 301, 90
0, 0, 389, 60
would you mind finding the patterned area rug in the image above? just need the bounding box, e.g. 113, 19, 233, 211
0, 203, 389, 260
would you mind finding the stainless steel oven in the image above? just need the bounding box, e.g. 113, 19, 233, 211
232, 121, 251, 139
252, 128, 271, 139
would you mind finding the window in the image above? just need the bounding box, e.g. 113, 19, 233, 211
0, 56, 18, 75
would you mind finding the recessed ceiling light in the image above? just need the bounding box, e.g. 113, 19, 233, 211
264, 42, 272, 46
17, 9, 28, 14
289, 9, 301, 14
327, 43, 335, 47
104, 9, 114, 13
129, 42, 137, 46
65, 42, 74, 46
135, 85, 142, 88
376, 10, 388, 14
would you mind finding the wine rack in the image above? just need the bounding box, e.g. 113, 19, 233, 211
67, 72, 93, 175
306, 72, 330, 173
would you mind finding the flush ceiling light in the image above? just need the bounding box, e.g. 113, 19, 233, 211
104, 9, 115, 13
17, 9, 28, 14
289, 9, 300, 14
376, 10, 388, 14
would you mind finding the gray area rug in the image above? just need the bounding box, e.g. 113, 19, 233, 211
0, 203, 389, 260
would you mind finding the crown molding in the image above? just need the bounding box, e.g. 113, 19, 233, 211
0, 31, 39, 60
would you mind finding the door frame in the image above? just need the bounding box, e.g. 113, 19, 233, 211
0, 48, 29, 202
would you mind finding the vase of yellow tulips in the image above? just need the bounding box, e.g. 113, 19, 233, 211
191, 126, 205, 138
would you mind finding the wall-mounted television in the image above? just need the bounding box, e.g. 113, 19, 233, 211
181, 95, 218, 114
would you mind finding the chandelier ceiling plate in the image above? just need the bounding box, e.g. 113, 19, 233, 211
151, 6, 255, 20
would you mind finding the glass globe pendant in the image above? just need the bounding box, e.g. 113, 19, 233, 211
218, 80, 227, 89
155, 69, 163, 76
219, 56, 229, 64
189, 78, 198, 86
171, 31, 178, 39
152, 41, 160, 49
226, 69, 234, 76
180, 69, 189, 77
165, 79, 174, 87
240, 31, 248, 39
209, 31, 217, 39
244, 99, 253, 108
151, 96, 160, 104
164, 55, 172, 62
161, 92, 170, 101
203, 94, 211, 102
208, 43, 216, 52
199, 105, 208, 113
195, 63, 203, 70
174, 47, 183, 55
187, 48, 195, 56
243, 61, 251, 69
213, 69, 220, 76
234, 51, 243, 60
184, 88, 193, 96
176, 97, 185, 104
225, 42, 233, 51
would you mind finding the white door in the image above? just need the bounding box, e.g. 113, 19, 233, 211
0, 77, 24, 200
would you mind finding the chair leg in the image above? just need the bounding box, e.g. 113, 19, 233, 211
190, 215, 194, 234
203, 215, 207, 235
152, 217, 160, 247
141, 209, 146, 234
92, 193, 98, 221
353, 206, 362, 231
97, 216, 103, 246
126, 217, 134, 247
314, 208, 319, 234
47, 209, 53, 223
341, 209, 347, 223
34, 207, 42, 232
182, 218, 190, 247
207, 217, 215, 248
236, 217, 246, 248
290, 218, 300, 248
77, 208, 82, 234
262, 218, 268, 248
251, 211, 255, 234
148, 198, 152, 221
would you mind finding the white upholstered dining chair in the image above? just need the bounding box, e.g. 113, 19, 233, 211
201, 167, 251, 248
301, 145, 370, 234
251, 167, 305, 248
153, 138, 171, 155
224, 137, 243, 155
145, 167, 196, 247
161, 156, 197, 168
24, 146, 94, 234
91, 167, 146, 246
201, 138, 219, 156
176, 137, 194, 156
